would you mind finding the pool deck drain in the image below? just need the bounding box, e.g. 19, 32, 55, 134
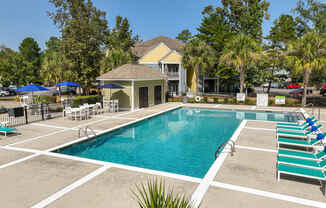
0, 103, 325, 207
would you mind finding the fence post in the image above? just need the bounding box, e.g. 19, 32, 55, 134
24, 106, 28, 124
41, 103, 44, 120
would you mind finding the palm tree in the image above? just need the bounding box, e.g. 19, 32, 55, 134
286, 32, 326, 105
220, 34, 261, 93
182, 38, 216, 95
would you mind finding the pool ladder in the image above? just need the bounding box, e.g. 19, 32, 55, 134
78, 126, 96, 138
215, 140, 236, 160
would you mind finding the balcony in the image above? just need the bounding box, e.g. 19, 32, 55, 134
167, 71, 179, 79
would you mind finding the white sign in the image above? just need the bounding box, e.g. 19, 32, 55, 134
275, 96, 285, 105
257, 94, 268, 107
236, 93, 246, 102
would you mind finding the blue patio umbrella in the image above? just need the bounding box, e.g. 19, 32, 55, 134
16, 84, 49, 103
97, 83, 124, 98
16, 84, 49, 94
56, 81, 81, 87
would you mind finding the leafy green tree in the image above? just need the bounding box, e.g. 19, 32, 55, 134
100, 48, 133, 74
259, 48, 285, 94
41, 37, 75, 86
182, 38, 216, 95
0, 46, 27, 86
293, 0, 326, 34
197, 6, 233, 52
266, 14, 299, 49
286, 32, 326, 105
199, 0, 270, 42
176, 29, 192, 43
106, 16, 139, 52
48, 0, 109, 93
220, 34, 261, 93
18, 37, 41, 83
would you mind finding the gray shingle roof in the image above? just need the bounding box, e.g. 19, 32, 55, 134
132, 36, 185, 57
97, 64, 167, 80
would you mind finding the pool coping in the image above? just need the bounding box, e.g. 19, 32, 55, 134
47, 104, 184, 152
191, 119, 248, 206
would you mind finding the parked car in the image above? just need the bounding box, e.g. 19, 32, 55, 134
0, 90, 9, 96
286, 83, 302, 89
320, 84, 326, 96
8, 85, 17, 90
52, 86, 77, 96
290, 88, 312, 96
3, 87, 16, 96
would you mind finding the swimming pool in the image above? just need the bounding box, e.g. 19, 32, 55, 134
55, 107, 293, 178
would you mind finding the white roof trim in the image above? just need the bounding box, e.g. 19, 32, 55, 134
138, 42, 172, 60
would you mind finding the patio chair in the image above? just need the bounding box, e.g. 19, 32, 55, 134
278, 155, 326, 170
63, 107, 72, 119
278, 148, 326, 161
95, 102, 102, 114
0, 126, 17, 136
276, 124, 322, 139
277, 116, 316, 127
277, 123, 312, 131
277, 163, 326, 186
113, 100, 119, 112
277, 132, 326, 148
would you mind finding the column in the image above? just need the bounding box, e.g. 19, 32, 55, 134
178, 63, 182, 96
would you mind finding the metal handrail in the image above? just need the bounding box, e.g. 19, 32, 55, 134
78, 126, 96, 138
304, 103, 314, 117
85, 126, 96, 138
215, 140, 236, 159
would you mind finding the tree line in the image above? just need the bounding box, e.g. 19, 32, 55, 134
178, 0, 326, 105
0, 0, 139, 93
0, 0, 325, 104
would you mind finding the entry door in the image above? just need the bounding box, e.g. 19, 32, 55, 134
139, 87, 149, 108
154, 86, 162, 105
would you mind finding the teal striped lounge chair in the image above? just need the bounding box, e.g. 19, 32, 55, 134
277, 164, 326, 186
277, 116, 316, 127
276, 123, 312, 131
277, 137, 323, 148
0, 126, 17, 136
278, 155, 326, 170
276, 124, 322, 139
278, 148, 326, 161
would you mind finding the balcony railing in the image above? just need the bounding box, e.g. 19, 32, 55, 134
167, 71, 179, 78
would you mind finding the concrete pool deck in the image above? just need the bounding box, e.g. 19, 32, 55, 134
0, 103, 326, 207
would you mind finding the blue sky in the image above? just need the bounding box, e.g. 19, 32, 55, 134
0, 0, 299, 50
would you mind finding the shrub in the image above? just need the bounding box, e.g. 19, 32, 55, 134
33, 95, 57, 104
268, 98, 274, 106
188, 98, 195, 103
72, 95, 101, 107
223, 97, 229, 104
132, 179, 198, 208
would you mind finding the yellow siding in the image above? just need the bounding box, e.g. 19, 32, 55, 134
134, 80, 165, 109
103, 81, 132, 109
139, 43, 171, 63
161, 51, 182, 63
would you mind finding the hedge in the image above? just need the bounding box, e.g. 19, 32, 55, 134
33, 95, 57, 104
168, 96, 301, 107
72, 95, 102, 107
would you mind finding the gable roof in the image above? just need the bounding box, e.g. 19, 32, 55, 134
97, 64, 167, 80
132, 36, 185, 57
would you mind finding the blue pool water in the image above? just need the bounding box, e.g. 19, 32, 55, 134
55, 108, 292, 178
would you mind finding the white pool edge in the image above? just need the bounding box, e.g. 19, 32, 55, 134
190, 120, 247, 207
